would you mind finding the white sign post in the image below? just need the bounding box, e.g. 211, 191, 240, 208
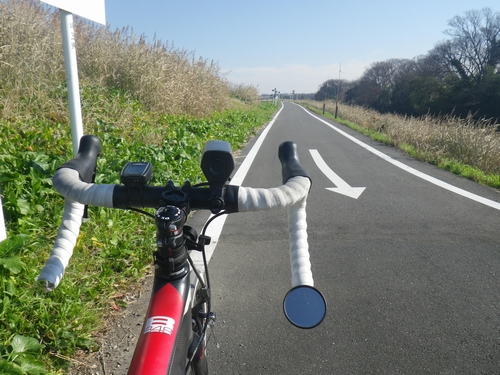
0, 2, 105, 244
41, 0, 106, 25
59, 10, 84, 155
0, 196, 6, 242
40, 0, 106, 155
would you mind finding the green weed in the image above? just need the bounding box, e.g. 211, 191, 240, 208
0, 3, 278, 372
0, 96, 277, 373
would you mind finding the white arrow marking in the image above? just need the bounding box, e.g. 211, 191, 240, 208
309, 149, 366, 199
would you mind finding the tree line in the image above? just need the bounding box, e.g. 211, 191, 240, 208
316, 7, 500, 120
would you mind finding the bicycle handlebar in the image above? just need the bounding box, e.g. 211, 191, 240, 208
38, 135, 313, 291
62, 135, 101, 183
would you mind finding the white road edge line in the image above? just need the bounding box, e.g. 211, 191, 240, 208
190, 103, 285, 269
299, 105, 500, 211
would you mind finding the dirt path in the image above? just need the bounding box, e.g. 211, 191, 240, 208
69, 275, 154, 375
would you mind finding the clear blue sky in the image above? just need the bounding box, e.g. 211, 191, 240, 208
101, 0, 499, 95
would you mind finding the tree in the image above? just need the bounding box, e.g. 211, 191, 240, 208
443, 7, 500, 83
344, 59, 411, 112
416, 8, 500, 117
391, 54, 453, 116
315, 79, 351, 102
323, 8, 500, 119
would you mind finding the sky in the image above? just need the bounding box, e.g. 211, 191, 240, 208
99, 0, 500, 95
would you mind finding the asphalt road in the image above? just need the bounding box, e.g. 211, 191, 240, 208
203, 102, 500, 374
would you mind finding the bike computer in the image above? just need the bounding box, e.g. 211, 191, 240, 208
120, 162, 153, 188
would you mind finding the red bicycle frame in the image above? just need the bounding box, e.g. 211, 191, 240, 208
127, 270, 199, 375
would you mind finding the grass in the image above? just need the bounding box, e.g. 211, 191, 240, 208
301, 100, 500, 189
0, 92, 277, 374
0, 2, 272, 373
229, 83, 261, 105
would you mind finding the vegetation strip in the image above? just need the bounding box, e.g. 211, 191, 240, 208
0, 100, 276, 374
0, 4, 274, 372
301, 101, 500, 190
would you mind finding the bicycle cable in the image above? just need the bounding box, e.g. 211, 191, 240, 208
200, 210, 227, 289
127, 207, 155, 219
185, 209, 227, 371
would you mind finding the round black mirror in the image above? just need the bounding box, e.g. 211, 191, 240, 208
283, 285, 326, 329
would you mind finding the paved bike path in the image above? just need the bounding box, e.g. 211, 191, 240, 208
207, 102, 500, 374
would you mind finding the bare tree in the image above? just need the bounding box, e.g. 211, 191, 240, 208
442, 7, 500, 82
344, 59, 412, 111
315, 79, 352, 102
338, 8, 500, 118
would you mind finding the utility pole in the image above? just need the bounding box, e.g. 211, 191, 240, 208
323, 79, 328, 115
335, 63, 341, 119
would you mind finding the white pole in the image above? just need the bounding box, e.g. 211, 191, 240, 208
59, 10, 84, 156
0, 195, 6, 242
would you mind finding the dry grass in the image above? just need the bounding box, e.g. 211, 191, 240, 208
229, 83, 260, 104
0, 1, 63, 119
0, 0, 231, 121
76, 25, 230, 116
303, 100, 500, 177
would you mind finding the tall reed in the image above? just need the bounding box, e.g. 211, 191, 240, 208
0, 0, 231, 122
303, 100, 500, 177
230, 83, 260, 104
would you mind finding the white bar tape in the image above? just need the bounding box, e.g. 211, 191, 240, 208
38, 168, 114, 291
237, 176, 310, 212
237, 177, 313, 287
38, 199, 84, 291
288, 199, 313, 287
39, 171, 313, 291
52, 168, 114, 207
